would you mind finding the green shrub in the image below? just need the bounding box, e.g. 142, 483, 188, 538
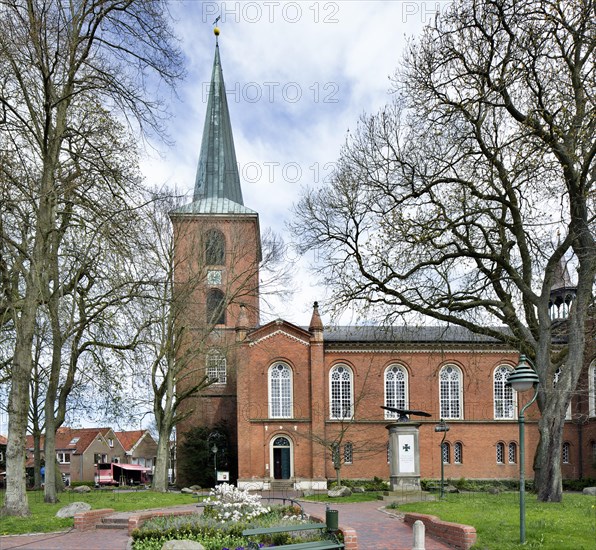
562, 478, 596, 491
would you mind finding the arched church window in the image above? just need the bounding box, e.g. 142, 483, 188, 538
384, 364, 408, 419
329, 364, 353, 420
205, 229, 225, 265
439, 365, 463, 419
206, 289, 225, 325
494, 365, 515, 419
269, 363, 293, 419
589, 361, 596, 418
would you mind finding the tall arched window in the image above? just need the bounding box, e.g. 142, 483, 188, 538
344, 442, 353, 465
562, 442, 570, 464
439, 365, 463, 419
330, 365, 353, 420
494, 365, 515, 419
454, 442, 463, 464
269, 363, 292, 419
496, 442, 505, 464
206, 289, 225, 325
442, 442, 451, 464
384, 364, 408, 419
205, 229, 225, 265
206, 349, 226, 384
589, 362, 596, 418
508, 442, 517, 464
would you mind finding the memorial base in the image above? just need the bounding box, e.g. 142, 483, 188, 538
389, 475, 421, 491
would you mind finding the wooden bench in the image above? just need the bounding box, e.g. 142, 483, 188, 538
242, 522, 344, 549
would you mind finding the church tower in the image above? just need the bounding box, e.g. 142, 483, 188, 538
171, 33, 261, 479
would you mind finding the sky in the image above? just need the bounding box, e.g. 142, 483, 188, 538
141, 1, 449, 326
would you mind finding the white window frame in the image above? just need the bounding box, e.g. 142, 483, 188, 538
454, 442, 463, 464
494, 365, 516, 419
562, 442, 570, 464
508, 442, 517, 464
384, 364, 408, 420
329, 364, 354, 420
589, 361, 596, 418
57, 452, 71, 464
442, 442, 451, 464
439, 365, 463, 420
496, 442, 505, 464
206, 349, 227, 384
269, 362, 293, 419
344, 442, 353, 465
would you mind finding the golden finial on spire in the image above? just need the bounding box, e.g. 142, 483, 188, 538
213, 16, 220, 43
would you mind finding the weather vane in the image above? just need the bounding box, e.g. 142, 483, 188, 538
381, 406, 432, 422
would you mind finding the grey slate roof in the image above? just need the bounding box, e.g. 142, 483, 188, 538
173, 43, 247, 215
322, 325, 508, 344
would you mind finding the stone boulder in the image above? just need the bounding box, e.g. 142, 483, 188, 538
582, 487, 596, 496
328, 486, 352, 498
189, 485, 202, 491
180, 487, 194, 494
352, 486, 366, 493
56, 502, 91, 518
73, 485, 91, 493
162, 541, 205, 550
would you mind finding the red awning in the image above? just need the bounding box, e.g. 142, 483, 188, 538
115, 463, 151, 472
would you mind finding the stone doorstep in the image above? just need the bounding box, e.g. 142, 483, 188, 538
97, 516, 129, 530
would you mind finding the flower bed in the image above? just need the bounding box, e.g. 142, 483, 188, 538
131, 483, 324, 550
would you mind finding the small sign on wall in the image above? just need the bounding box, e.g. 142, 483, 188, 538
217, 471, 230, 482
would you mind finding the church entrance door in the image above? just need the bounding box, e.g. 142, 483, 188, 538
272, 436, 291, 479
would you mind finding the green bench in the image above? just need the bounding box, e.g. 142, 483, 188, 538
242, 522, 344, 549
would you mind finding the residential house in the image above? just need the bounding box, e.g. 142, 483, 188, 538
115, 430, 157, 470
26, 427, 126, 485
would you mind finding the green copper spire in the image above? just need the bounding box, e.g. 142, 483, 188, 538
173, 37, 255, 216
194, 43, 243, 205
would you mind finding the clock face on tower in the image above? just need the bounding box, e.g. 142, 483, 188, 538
207, 270, 222, 286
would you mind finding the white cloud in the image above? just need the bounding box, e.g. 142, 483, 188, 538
142, 1, 442, 325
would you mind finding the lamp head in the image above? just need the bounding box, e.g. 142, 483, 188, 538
507, 355, 540, 392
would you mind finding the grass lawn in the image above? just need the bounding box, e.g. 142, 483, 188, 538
0, 489, 195, 535
397, 492, 596, 549
300, 491, 382, 503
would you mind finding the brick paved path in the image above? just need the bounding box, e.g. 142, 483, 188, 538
0, 500, 451, 550
300, 499, 451, 550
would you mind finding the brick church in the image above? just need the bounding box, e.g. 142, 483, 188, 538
172, 40, 596, 490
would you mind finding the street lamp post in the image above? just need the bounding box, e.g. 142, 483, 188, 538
434, 419, 450, 499
211, 444, 218, 486
506, 354, 540, 544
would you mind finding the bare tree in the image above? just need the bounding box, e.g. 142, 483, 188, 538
136, 190, 293, 492
0, 0, 182, 515
293, 0, 595, 502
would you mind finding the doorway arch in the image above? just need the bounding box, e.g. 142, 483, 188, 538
270, 436, 293, 480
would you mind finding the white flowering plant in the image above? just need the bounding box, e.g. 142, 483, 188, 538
202, 483, 271, 524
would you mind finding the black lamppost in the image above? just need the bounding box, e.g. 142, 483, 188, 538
211, 444, 218, 486
506, 355, 540, 544
434, 419, 450, 499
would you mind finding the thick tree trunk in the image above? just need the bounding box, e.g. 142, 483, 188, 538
2, 304, 37, 515
32, 432, 42, 490
153, 425, 172, 492
43, 419, 58, 503
534, 405, 566, 502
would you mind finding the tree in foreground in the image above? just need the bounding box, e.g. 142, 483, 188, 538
293, 0, 595, 502
0, 0, 182, 515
